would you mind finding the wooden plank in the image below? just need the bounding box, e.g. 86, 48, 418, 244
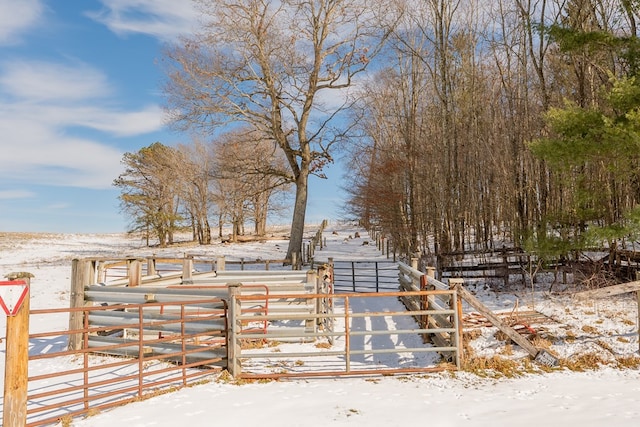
3, 276, 30, 427
574, 281, 640, 299
454, 284, 539, 357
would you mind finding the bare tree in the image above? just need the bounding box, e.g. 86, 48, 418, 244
213, 127, 291, 239
174, 139, 215, 244
163, 0, 399, 262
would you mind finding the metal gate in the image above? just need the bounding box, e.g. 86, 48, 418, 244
229, 289, 462, 379
330, 260, 399, 293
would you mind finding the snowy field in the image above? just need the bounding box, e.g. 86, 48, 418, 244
1, 222, 640, 426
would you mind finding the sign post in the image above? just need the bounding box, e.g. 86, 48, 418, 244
2, 273, 32, 427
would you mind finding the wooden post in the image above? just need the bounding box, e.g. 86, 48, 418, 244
128, 259, 142, 287
97, 261, 106, 283
182, 255, 193, 282
217, 256, 226, 271
227, 283, 242, 378
3, 273, 31, 427
306, 270, 318, 332
69, 259, 91, 351
147, 256, 156, 276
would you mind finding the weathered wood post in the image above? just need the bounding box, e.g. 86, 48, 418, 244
69, 259, 93, 351
448, 278, 465, 369
182, 255, 193, 282
306, 270, 318, 332
316, 264, 327, 327
227, 283, 242, 378
2, 273, 32, 427
216, 256, 226, 272
127, 258, 142, 287
147, 255, 156, 276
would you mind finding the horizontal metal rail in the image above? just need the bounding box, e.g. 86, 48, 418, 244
231, 290, 461, 379
24, 298, 226, 427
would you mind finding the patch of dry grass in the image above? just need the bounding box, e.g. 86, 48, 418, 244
462, 355, 522, 378
560, 353, 609, 371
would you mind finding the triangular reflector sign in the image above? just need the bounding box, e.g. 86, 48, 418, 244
0, 280, 29, 316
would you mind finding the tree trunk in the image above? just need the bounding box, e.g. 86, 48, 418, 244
286, 170, 309, 267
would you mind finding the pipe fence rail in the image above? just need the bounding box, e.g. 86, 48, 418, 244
21, 298, 226, 427
228, 289, 462, 380
6, 253, 470, 425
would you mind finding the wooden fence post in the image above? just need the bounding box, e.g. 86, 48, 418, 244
306, 270, 318, 332
69, 259, 92, 351
217, 256, 226, 271
227, 283, 242, 378
128, 259, 142, 287
3, 273, 31, 427
147, 256, 156, 276
183, 255, 193, 281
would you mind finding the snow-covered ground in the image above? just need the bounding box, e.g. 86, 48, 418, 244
1, 222, 640, 426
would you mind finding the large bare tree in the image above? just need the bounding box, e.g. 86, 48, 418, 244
163, 0, 398, 263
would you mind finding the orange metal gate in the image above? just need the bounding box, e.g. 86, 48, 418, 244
22, 298, 226, 426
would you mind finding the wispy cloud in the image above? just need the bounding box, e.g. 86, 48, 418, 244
87, 0, 200, 41
0, 60, 112, 102
0, 189, 35, 200
0, 0, 44, 45
0, 59, 164, 190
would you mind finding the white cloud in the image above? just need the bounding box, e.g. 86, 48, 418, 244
0, 117, 125, 189
0, 58, 166, 190
87, 0, 200, 41
73, 105, 165, 137
0, 189, 35, 200
0, 0, 44, 45
0, 60, 112, 102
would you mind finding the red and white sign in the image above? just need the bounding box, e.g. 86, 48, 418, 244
0, 280, 29, 316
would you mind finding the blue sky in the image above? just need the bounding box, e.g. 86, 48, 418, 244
0, 0, 345, 234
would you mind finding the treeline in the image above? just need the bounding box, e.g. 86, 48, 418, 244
113, 128, 291, 247
346, 0, 640, 265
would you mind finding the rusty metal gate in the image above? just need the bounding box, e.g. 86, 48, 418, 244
22, 298, 226, 427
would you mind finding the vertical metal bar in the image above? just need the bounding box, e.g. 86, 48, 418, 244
344, 296, 350, 373
456, 290, 464, 369
181, 303, 187, 387
375, 262, 379, 293
83, 307, 90, 411
451, 289, 463, 370
351, 261, 356, 292
138, 306, 144, 398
